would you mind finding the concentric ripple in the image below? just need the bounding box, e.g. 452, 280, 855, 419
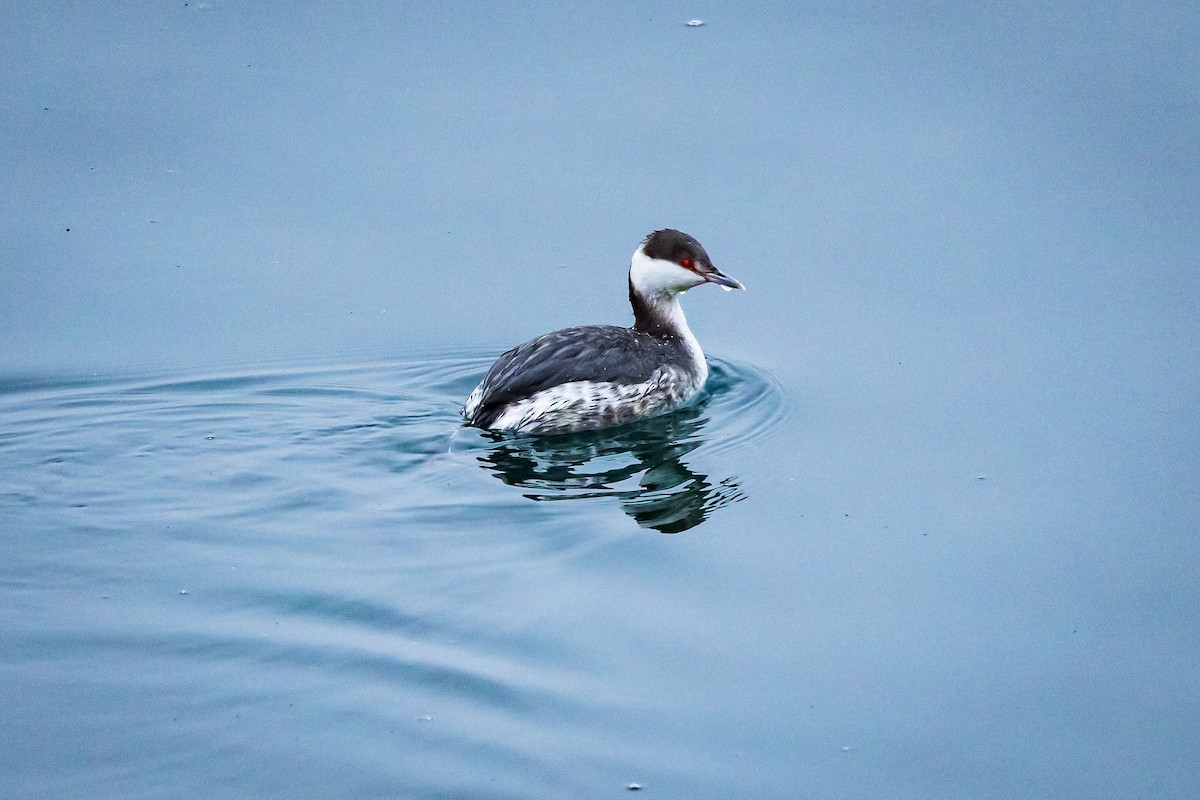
0, 349, 791, 798
448, 353, 790, 533
0, 351, 788, 537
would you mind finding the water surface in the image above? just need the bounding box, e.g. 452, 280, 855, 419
2, 2, 1198, 798
1, 354, 797, 799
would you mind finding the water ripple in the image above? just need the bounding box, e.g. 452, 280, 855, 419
0, 351, 788, 535
0, 349, 791, 798
453, 355, 789, 532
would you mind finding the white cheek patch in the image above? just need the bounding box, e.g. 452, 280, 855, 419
629, 248, 705, 296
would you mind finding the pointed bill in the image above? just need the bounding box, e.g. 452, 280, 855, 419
702, 266, 744, 290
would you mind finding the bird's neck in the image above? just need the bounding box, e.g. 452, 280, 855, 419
629, 278, 701, 353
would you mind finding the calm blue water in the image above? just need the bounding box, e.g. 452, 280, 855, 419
1, 354, 794, 799
3, 3, 1199, 798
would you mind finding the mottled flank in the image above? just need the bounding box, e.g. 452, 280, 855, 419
463, 325, 703, 434
478, 367, 699, 435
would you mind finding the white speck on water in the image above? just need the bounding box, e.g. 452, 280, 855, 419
178, 589, 188, 595
627, 783, 643, 791
418, 715, 433, 722
686, 19, 704, 27
841, 745, 853, 752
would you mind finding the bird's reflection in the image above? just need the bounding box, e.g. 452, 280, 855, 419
475, 406, 744, 533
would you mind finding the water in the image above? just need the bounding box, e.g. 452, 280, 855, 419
3, 2, 1199, 798
0, 354, 796, 799
3, 342, 1196, 798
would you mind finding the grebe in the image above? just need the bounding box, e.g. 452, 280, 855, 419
462, 229, 743, 435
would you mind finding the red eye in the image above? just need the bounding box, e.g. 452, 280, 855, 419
680, 257, 695, 270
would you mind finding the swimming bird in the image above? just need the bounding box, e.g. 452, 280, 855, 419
463, 229, 743, 435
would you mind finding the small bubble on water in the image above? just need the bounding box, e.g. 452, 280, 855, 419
178, 589, 188, 595
627, 783, 643, 791
686, 19, 704, 27
417, 715, 433, 722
